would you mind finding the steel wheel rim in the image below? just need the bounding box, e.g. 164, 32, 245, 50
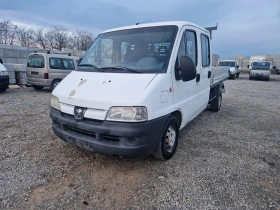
165, 125, 176, 152
54, 82, 60, 88
218, 94, 222, 108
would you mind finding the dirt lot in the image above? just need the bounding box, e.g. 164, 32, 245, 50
0, 74, 279, 210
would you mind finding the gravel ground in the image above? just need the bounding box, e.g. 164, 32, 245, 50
0, 73, 279, 210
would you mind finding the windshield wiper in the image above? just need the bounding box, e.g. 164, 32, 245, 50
78, 64, 104, 72
100, 66, 142, 73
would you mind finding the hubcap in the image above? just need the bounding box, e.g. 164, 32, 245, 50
165, 125, 176, 152
54, 82, 60, 88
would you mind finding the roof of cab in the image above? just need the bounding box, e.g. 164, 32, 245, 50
102, 21, 209, 34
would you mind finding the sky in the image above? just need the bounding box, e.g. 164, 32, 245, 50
1, 0, 280, 57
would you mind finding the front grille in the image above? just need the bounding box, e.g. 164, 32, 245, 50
62, 113, 103, 124
64, 125, 96, 138
63, 125, 121, 142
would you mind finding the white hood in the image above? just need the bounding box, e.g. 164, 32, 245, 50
0, 63, 7, 72
53, 71, 157, 110
230, 67, 236, 72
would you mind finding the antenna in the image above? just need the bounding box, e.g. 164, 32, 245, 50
136, 20, 151, 25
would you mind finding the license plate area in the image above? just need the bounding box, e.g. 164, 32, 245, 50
31, 71, 38, 75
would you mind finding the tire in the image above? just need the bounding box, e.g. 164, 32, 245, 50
230, 74, 235, 80
236, 73, 240, 78
153, 115, 179, 160
32, 85, 44, 90
249, 76, 252, 80
210, 92, 222, 112
50, 80, 61, 92
0, 88, 7, 93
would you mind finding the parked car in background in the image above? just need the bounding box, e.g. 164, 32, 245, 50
249, 61, 271, 81
0, 62, 9, 93
26, 52, 81, 91
275, 65, 280, 74
50, 21, 230, 160
218, 59, 240, 79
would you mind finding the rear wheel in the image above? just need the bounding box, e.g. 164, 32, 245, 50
210, 92, 222, 112
153, 115, 179, 160
50, 79, 61, 92
32, 85, 44, 90
249, 76, 252, 80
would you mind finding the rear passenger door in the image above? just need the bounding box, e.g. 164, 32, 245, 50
199, 34, 211, 110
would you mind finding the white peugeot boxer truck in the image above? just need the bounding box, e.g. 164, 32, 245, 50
50, 21, 229, 160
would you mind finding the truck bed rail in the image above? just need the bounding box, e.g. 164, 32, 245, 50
211, 66, 229, 87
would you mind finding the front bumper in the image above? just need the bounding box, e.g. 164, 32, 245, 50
50, 108, 169, 157
250, 74, 269, 79
0, 75, 9, 89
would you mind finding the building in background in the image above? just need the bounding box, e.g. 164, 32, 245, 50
212, 54, 220, 66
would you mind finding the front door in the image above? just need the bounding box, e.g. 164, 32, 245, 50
172, 27, 200, 128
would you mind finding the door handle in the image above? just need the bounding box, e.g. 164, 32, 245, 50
196, 74, 200, 83
208, 71, 211, 78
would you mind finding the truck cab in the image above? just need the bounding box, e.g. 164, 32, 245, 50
218, 59, 240, 79
50, 21, 229, 160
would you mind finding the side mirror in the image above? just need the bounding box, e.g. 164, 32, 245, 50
236, 65, 239, 69
247, 65, 250, 68
180, 56, 197, 82
77, 58, 82, 65
273, 66, 276, 69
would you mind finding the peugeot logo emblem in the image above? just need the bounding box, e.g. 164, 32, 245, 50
74, 106, 87, 120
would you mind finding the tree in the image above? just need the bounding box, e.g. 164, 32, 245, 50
35, 28, 49, 49
0, 20, 17, 45
45, 26, 69, 51
69, 30, 94, 51
16, 27, 36, 47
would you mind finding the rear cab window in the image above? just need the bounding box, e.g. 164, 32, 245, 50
27, 55, 45, 68
201, 34, 210, 67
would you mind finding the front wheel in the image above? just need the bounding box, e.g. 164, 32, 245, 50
236, 73, 240, 78
153, 115, 179, 160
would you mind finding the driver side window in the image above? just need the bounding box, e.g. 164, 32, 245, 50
175, 30, 197, 78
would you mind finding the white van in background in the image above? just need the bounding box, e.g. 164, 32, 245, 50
249, 61, 272, 81
50, 21, 230, 160
218, 59, 240, 79
26, 52, 81, 91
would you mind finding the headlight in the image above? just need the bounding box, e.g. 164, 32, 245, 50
51, 95, 61, 111
106, 107, 148, 122
0, 71, 8, 76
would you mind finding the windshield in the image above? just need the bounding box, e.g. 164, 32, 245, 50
27, 55, 44, 68
79, 26, 178, 73
252, 62, 270, 70
218, 61, 235, 67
